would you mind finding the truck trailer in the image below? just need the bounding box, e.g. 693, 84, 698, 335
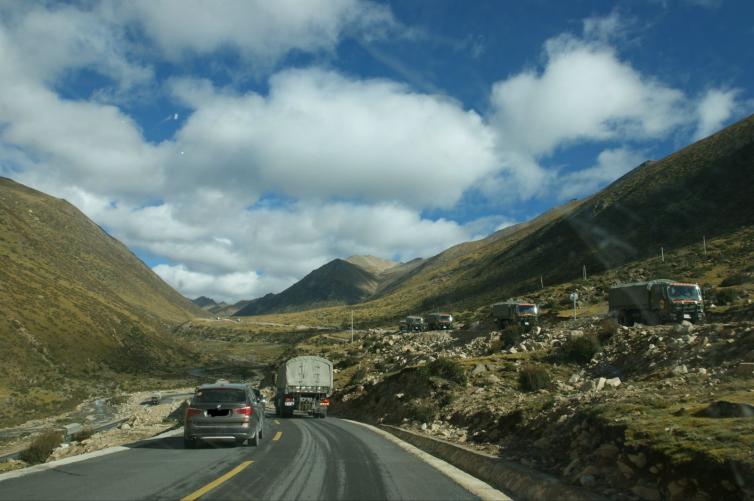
608, 279, 704, 325
275, 356, 333, 418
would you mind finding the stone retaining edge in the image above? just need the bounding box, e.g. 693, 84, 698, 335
378, 424, 607, 501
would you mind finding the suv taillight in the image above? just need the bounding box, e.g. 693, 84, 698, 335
235, 406, 253, 416
186, 408, 203, 419
321, 399, 330, 407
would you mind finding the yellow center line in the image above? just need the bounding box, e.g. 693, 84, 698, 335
272, 431, 283, 441
180, 461, 253, 501
274, 419, 280, 425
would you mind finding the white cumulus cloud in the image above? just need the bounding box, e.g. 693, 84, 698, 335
693, 88, 741, 140
168, 68, 499, 209
115, 0, 396, 64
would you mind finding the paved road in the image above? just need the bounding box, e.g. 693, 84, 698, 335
0, 416, 497, 500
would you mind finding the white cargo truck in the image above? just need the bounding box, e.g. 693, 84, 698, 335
274, 356, 333, 418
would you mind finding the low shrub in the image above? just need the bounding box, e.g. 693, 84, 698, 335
425, 358, 467, 384
489, 337, 504, 353
409, 402, 438, 423
350, 366, 367, 385
720, 273, 748, 287
71, 429, 94, 442
597, 318, 620, 343
108, 394, 129, 406
714, 288, 741, 305
563, 333, 601, 364
19, 430, 63, 464
518, 365, 551, 392
501, 325, 523, 348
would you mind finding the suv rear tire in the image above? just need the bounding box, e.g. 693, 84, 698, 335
249, 429, 259, 446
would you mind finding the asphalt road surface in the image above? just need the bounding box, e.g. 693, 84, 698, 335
0, 416, 502, 500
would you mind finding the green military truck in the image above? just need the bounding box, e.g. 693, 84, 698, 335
608, 279, 705, 326
492, 301, 539, 331
399, 315, 425, 332
426, 312, 453, 330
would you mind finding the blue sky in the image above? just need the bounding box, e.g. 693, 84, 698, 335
0, 1, 752, 301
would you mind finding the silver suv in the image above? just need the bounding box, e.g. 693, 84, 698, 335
183, 382, 265, 448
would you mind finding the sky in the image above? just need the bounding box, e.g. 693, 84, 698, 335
1, 0, 752, 302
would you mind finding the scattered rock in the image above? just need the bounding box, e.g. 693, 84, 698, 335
667, 480, 686, 498
672, 365, 688, 376
579, 474, 596, 488
604, 377, 621, 388
616, 459, 634, 479
594, 443, 620, 460
631, 485, 661, 501
471, 364, 487, 376
627, 452, 647, 469
595, 377, 607, 392
734, 362, 754, 377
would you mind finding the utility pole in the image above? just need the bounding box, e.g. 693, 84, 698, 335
350, 310, 354, 344
661, 247, 665, 263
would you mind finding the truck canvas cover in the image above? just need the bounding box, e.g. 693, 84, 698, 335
277, 356, 333, 394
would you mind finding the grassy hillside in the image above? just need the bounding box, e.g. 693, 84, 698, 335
345, 255, 399, 275
0, 177, 205, 425
238, 113, 754, 327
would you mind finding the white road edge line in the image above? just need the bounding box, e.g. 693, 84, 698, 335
0, 428, 183, 483
343, 420, 512, 501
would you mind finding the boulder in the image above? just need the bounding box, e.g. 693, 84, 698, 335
672, 365, 688, 376
631, 485, 661, 501
594, 443, 620, 460
627, 452, 647, 469
604, 377, 622, 388
616, 459, 634, 479
734, 362, 754, 377
579, 474, 596, 487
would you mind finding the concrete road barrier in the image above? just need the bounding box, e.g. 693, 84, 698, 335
379, 424, 606, 501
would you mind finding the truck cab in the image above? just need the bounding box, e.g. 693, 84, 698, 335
492, 301, 539, 331
426, 312, 453, 330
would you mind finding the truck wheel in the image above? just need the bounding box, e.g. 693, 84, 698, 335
184, 437, 197, 449
249, 429, 259, 446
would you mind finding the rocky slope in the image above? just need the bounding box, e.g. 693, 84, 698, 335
326, 316, 754, 500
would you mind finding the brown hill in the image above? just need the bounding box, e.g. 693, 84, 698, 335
0, 177, 204, 425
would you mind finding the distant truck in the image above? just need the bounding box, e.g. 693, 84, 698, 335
492, 301, 539, 331
426, 312, 453, 330
399, 315, 425, 332
608, 279, 705, 325
275, 356, 333, 418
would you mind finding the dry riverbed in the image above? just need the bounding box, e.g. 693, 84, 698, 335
0, 388, 193, 473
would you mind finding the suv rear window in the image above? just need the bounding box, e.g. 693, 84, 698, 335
193, 388, 246, 403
